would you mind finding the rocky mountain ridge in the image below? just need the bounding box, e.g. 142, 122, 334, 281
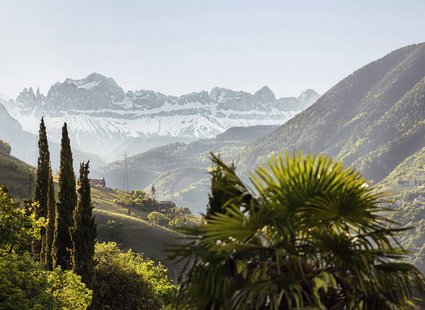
5, 74, 319, 160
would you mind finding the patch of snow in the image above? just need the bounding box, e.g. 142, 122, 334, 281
78, 81, 100, 89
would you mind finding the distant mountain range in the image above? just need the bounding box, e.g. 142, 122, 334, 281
103, 43, 425, 212
4, 74, 319, 160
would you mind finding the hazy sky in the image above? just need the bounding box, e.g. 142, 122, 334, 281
1, 0, 424, 99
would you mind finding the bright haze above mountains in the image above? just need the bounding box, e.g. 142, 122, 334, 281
1, 1, 425, 99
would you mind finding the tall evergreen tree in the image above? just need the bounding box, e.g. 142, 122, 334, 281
41, 167, 56, 269
52, 123, 77, 270
33, 117, 50, 259
71, 161, 97, 287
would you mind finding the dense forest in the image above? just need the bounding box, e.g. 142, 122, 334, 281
240, 43, 425, 182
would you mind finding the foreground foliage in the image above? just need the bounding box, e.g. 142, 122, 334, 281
0, 186, 42, 254
0, 253, 92, 310
0, 186, 92, 309
92, 242, 176, 309
173, 152, 425, 309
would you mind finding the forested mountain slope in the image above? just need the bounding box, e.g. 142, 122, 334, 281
382, 145, 425, 185
240, 43, 425, 182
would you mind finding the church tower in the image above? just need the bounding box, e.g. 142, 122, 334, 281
150, 184, 156, 201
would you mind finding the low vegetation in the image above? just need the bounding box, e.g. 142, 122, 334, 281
0, 186, 92, 309
92, 242, 176, 309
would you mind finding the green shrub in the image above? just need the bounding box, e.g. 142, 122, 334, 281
0, 253, 92, 310
0, 253, 56, 309
0, 187, 42, 254
168, 215, 199, 228
47, 268, 93, 310
100, 219, 124, 244
92, 242, 175, 309
148, 211, 170, 226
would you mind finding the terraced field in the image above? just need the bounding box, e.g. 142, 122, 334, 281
92, 188, 185, 278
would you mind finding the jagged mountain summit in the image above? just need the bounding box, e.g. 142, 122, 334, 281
5, 74, 320, 160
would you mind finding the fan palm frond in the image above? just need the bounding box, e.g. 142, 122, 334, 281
171, 152, 425, 309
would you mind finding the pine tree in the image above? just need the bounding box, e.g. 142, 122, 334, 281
33, 118, 50, 259
71, 161, 97, 287
41, 167, 56, 269
52, 123, 77, 270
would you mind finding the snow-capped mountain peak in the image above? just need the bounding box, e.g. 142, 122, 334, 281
6, 73, 320, 160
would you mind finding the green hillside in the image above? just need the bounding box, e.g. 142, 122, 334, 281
0, 140, 35, 198
90, 186, 184, 276
94, 209, 182, 277
382, 146, 425, 186
240, 43, 425, 182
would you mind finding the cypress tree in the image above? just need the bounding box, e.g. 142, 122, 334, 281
33, 117, 50, 259
52, 123, 77, 270
41, 167, 56, 269
71, 161, 97, 287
